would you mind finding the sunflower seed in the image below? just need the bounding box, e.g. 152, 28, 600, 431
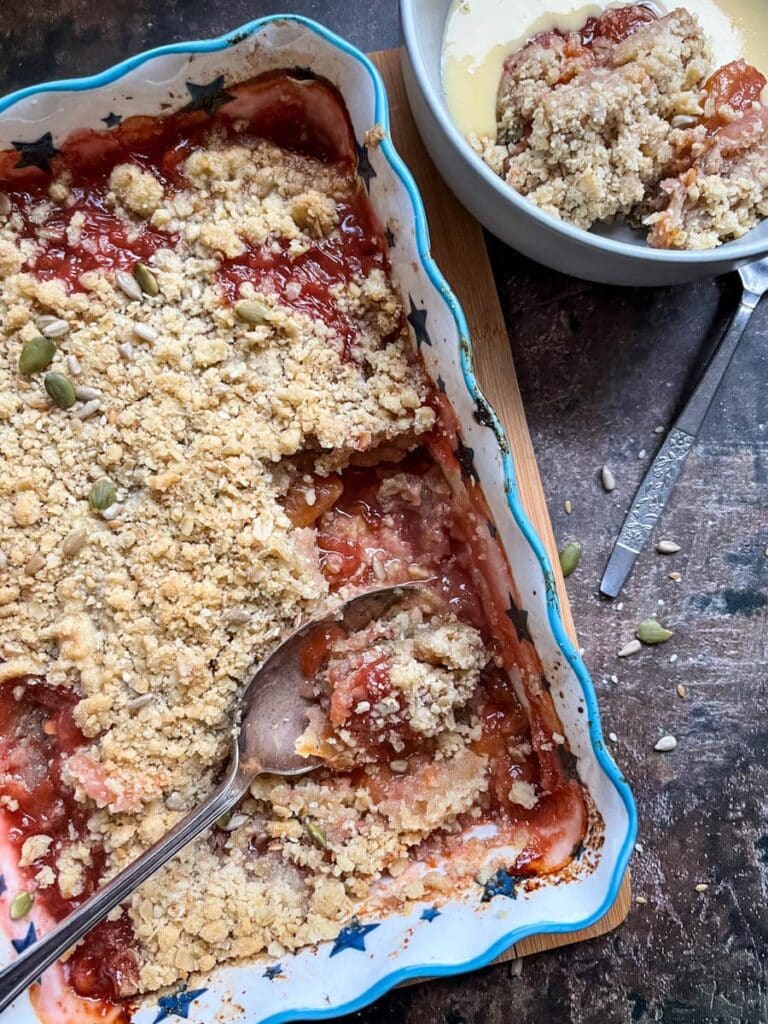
66, 354, 82, 376
118, 342, 135, 360
24, 553, 45, 576
234, 299, 270, 325
656, 540, 680, 554
559, 541, 582, 577
654, 734, 677, 752
637, 618, 674, 644
126, 693, 153, 713
62, 527, 88, 557
226, 608, 251, 625
133, 263, 159, 296
601, 465, 616, 492
10, 891, 34, 920
74, 385, 101, 401
18, 335, 56, 375
618, 639, 642, 657
116, 270, 143, 301
165, 791, 185, 811
74, 399, 101, 421
217, 812, 247, 832
671, 114, 700, 128
41, 318, 69, 338
133, 323, 158, 342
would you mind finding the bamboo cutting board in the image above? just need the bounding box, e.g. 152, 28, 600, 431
371, 50, 631, 962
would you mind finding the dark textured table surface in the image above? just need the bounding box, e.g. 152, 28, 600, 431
3, 3, 766, 1023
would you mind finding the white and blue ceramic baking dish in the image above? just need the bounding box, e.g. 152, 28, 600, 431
0, 16, 637, 1024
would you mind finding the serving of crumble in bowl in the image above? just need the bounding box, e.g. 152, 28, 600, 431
402, 0, 768, 284
0, 16, 635, 1024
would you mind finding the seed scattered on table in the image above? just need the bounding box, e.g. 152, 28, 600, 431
638, 449, 647, 459
635, 895, 648, 905
677, 683, 686, 699
668, 571, 682, 582
637, 619, 673, 644
559, 541, 582, 577
656, 540, 680, 554
618, 639, 642, 657
654, 734, 677, 752
564, 499, 572, 514
601, 465, 616, 492
694, 883, 709, 892
608, 731, 618, 743
653, 425, 665, 434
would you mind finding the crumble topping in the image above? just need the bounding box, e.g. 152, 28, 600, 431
476, 6, 768, 248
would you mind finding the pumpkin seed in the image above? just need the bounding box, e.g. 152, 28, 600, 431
133, 262, 159, 297
10, 891, 34, 920
305, 820, 328, 850
62, 527, 88, 558
88, 477, 116, 512
234, 299, 269, 325
559, 541, 582, 577
115, 270, 143, 301
18, 335, 56, 375
636, 618, 674, 644
41, 318, 69, 339
601, 465, 616, 492
654, 734, 677, 752
44, 372, 76, 409
656, 540, 680, 554
66, 354, 82, 376
618, 639, 642, 658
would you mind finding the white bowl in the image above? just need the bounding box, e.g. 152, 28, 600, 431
0, 15, 635, 1024
400, 0, 768, 286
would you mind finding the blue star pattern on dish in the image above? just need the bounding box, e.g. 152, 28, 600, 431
505, 593, 532, 644
481, 869, 524, 902
263, 963, 284, 980
406, 296, 431, 348
420, 906, 440, 922
355, 140, 377, 191
185, 76, 235, 114
152, 984, 208, 1022
454, 435, 479, 483
329, 917, 380, 957
12, 133, 58, 173
11, 922, 36, 955
102, 112, 122, 128
473, 400, 495, 428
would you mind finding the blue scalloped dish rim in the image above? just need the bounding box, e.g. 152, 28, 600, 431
0, 14, 637, 1024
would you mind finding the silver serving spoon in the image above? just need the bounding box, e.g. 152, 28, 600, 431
0, 583, 420, 1014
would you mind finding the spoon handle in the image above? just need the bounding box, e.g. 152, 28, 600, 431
0, 755, 245, 1015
